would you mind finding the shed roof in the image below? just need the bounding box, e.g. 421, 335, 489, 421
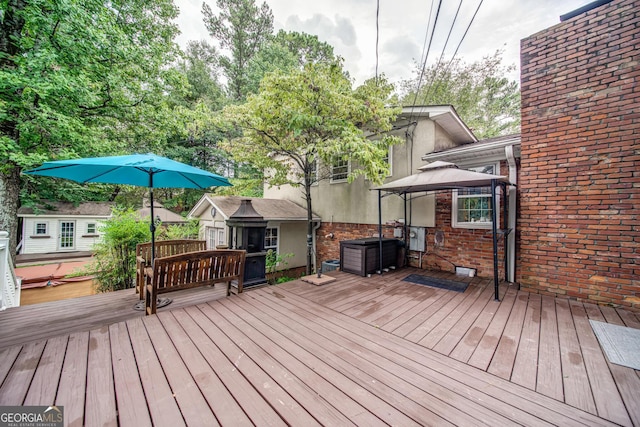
18, 201, 113, 217
195, 195, 320, 222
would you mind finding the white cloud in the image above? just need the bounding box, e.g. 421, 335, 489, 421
175, 0, 594, 86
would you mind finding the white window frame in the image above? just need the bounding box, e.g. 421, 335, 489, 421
309, 159, 319, 186
452, 163, 500, 229
264, 226, 279, 252
86, 223, 97, 234
34, 222, 48, 236
330, 158, 349, 183
384, 145, 393, 177
207, 226, 226, 249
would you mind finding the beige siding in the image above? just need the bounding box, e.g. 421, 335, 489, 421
276, 222, 308, 269
263, 118, 452, 227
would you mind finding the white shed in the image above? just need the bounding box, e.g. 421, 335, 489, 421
18, 201, 113, 255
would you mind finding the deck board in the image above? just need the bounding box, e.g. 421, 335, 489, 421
55, 331, 89, 427
536, 295, 564, 401
24, 335, 67, 406
510, 292, 541, 389
555, 298, 596, 414
109, 322, 153, 427
85, 326, 117, 427
0, 267, 636, 426
0, 341, 45, 405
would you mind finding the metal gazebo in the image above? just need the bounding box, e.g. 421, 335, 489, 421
373, 161, 515, 301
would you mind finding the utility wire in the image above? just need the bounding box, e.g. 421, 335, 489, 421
407, 0, 443, 124
376, 0, 380, 82
422, 0, 464, 103
423, 0, 484, 105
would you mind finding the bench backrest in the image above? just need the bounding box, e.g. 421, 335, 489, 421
136, 239, 207, 262
150, 249, 245, 294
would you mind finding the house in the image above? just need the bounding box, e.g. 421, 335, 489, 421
264, 105, 482, 267
188, 195, 321, 272
17, 201, 112, 256
517, 0, 639, 309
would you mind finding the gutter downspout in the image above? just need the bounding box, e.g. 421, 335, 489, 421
505, 145, 517, 283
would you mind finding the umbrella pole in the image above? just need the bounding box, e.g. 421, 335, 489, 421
150, 188, 156, 266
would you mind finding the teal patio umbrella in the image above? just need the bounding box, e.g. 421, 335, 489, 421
24, 153, 232, 264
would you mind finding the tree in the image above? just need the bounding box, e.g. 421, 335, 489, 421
202, 0, 274, 101
1, 0, 181, 256
245, 30, 336, 96
400, 50, 520, 138
173, 41, 226, 111
222, 60, 402, 274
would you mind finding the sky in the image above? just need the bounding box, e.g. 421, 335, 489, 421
173, 0, 590, 87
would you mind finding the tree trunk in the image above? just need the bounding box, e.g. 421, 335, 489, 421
0, 167, 22, 265
304, 181, 314, 276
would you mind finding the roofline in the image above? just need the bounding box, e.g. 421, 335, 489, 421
400, 105, 477, 144
421, 135, 521, 165
18, 213, 112, 218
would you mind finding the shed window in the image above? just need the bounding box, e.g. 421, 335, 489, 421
86, 223, 97, 234
452, 164, 499, 229
265, 227, 278, 250
35, 222, 48, 235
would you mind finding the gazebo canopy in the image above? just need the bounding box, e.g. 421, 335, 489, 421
373, 161, 513, 194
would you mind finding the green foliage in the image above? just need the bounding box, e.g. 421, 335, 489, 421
222, 60, 402, 189
265, 249, 293, 285
163, 218, 201, 240
89, 208, 151, 292
202, 0, 274, 101
245, 30, 336, 96
1, 0, 184, 252
400, 50, 520, 138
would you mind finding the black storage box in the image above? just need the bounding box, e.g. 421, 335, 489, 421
340, 238, 399, 276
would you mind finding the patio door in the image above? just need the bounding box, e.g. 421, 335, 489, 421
59, 221, 75, 250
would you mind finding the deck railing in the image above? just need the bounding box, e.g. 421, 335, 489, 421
0, 231, 20, 310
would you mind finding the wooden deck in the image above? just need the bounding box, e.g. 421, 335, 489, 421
0, 267, 638, 426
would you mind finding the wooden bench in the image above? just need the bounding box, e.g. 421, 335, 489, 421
135, 239, 206, 299
144, 249, 246, 315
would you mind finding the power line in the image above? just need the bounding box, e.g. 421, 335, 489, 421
376, 0, 380, 82
421, 0, 484, 106
407, 0, 443, 123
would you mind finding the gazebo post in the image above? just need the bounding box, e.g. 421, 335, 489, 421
403, 193, 408, 266
502, 182, 509, 282
491, 179, 500, 301
378, 189, 383, 275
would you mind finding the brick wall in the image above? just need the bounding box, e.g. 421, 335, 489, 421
519, 0, 640, 309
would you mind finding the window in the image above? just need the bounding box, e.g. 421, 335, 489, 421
331, 158, 349, 182
265, 227, 278, 250
452, 164, 499, 229
207, 227, 226, 249
383, 146, 393, 176
34, 222, 48, 235
86, 223, 96, 234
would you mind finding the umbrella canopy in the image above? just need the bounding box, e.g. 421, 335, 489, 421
373, 160, 512, 194
23, 153, 231, 189
24, 153, 232, 267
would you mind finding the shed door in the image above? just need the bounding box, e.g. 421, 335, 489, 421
59, 221, 75, 250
